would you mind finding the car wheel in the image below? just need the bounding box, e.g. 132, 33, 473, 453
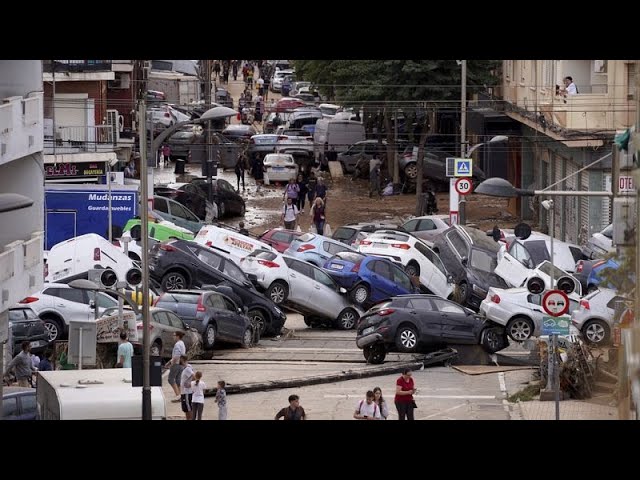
241, 327, 253, 348
204, 324, 216, 349
582, 320, 609, 345
395, 325, 419, 352
303, 316, 313, 327
336, 308, 358, 330
350, 284, 370, 305
42, 317, 63, 343
506, 316, 534, 342
162, 272, 187, 291
481, 327, 505, 353
249, 309, 268, 336
150, 341, 162, 357
404, 162, 418, 180
363, 344, 386, 364
239, 203, 246, 216
457, 282, 469, 304
405, 262, 420, 277
267, 281, 288, 305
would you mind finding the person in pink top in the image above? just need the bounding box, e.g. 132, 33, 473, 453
394, 368, 417, 420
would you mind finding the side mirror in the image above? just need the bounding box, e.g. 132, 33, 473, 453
339, 287, 347, 294
447, 275, 454, 284
237, 307, 243, 314
89, 301, 96, 309
461, 256, 468, 266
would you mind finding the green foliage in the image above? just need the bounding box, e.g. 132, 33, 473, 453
597, 246, 636, 297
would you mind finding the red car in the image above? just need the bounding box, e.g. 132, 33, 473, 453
258, 228, 304, 253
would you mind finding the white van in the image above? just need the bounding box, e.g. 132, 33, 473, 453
37, 369, 166, 420
313, 119, 366, 162
194, 225, 276, 266
46, 233, 142, 288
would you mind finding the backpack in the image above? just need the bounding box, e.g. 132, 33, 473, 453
358, 400, 379, 418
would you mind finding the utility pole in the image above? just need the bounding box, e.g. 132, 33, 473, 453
139, 63, 152, 421
459, 60, 467, 225
203, 60, 215, 204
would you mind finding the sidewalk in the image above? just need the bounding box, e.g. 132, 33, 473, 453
517, 399, 618, 420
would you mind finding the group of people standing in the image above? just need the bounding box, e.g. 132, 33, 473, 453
280, 172, 329, 234
353, 369, 417, 420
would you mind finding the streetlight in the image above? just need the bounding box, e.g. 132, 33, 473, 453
456, 135, 508, 225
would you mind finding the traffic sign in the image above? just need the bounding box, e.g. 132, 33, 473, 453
541, 315, 570, 335
619, 175, 636, 194
455, 178, 473, 195
542, 289, 570, 317
454, 158, 472, 177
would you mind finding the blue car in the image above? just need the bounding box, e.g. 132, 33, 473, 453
284, 232, 355, 267
323, 252, 419, 306
587, 258, 634, 291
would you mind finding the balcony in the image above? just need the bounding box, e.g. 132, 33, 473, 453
44, 124, 117, 154
0, 231, 44, 311
0, 93, 44, 166
43, 60, 112, 73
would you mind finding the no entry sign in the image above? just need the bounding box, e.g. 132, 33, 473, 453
455, 178, 473, 195
542, 289, 570, 317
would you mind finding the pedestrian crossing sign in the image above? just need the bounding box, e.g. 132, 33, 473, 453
454, 158, 472, 177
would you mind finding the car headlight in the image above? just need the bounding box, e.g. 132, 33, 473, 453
472, 284, 487, 296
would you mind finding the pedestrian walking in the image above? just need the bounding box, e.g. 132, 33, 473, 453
284, 177, 300, 201
369, 155, 382, 198
5, 341, 36, 387
275, 394, 306, 420
253, 155, 265, 192
310, 197, 326, 235
191, 371, 206, 421
162, 144, 172, 167
164, 331, 186, 399
180, 355, 195, 420
306, 171, 317, 206
116, 331, 133, 368
235, 148, 249, 190
296, 174, 308, 213
213, 61, 221, 81
314, 177, 328, 207
232, 60, 238, 81
215, 380, 228, 420
394, 368, 417, 420
238, 221, 249, 236
281, 196, 299, 230
373, 387, 390, 420
257, 77, 265, 96
353, 390, 382, 420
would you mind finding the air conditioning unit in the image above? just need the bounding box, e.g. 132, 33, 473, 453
105, 109, 120, 142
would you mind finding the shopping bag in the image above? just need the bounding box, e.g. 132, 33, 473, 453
264, 172, 270, 185
324, 223, 332, 236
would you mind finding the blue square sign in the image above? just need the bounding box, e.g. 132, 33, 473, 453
454, 158, 472, 177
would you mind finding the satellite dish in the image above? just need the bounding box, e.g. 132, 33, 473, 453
514, 222, 532, 240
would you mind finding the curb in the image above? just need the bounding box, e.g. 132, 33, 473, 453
202, 360, 424, 397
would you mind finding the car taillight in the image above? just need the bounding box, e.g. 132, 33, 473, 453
580, 299, 590, 310
94, 248, 101, 261
491, 294, 500, 304
206, 241, 213, 247
258, 259, 280, 268
351, 263, 360, 273
377, 308, 395, 316
159, 244, 177, 252
360, 240, 372, 246
197, 296, 206, 312
137, 323, 153, 331
576, 260, 584, 273
391, 243, 410, 250
297, 244, 315, 252
19, 296, 39, 304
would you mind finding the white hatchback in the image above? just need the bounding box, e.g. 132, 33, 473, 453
263, 153, 299, 183
240, 250, 362, 330
358, 230, 454, 299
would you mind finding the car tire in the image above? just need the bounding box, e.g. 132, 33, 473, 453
204, 324, 216, 349
395, 324, 419, 352
267, 281, 288, 305
336, 308, 358, 330
350, 283, 370, 305
582, 319, 609, 345
239, 203, 246, 216
404, 162, 418, 180
405, 262, 420, 278
481, 327, 505, 353
457, 282, 469, 304
42, 316, 64, 343
363, 344, 386, 364
241, 327, 253, 348
161, 272, 188, 291
248, 309, 268, 336
150, 341, 162, 357
506, 316, 534, 342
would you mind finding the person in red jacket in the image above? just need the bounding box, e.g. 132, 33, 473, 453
394, 368, 417, 420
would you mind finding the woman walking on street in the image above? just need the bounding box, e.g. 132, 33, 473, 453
394, 368, 417, 420
373, 387, 390, 420
310, 197, 327, 236
191, 371, 206, 420
296, 174, 308, 213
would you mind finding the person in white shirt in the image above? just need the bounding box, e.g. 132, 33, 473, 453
191, 371, 206, 420
353, 390, 382, 420
164, 331, 186, 398
281, 196, 299, 230
179, 355, 195, 420
559, 76, 578, 99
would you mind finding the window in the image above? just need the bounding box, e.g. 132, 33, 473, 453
54, 288, 86, 304
166, 311, 185, 329
371, 260, 392, 280
197, 249, 222, 270
446, 231, 468, 258
528, 294, 542, 305
222, 260, 248, 283
333, 227, 356, 241
402, 219, 419, 232
2, 398, 18, 418
95, 293, 117, 309
154, 197, 169, 214
509, 241, 532, 267
542, 60, 554, 88
432, 299, 465, 315
271, 231, 292, 243
407, 297, 434, 311
223, 296, 238, 312
169, 201, 189, 220
289, 259, 313, 278
166, 293, 200, 304
505, 60, 514, 81
469, 248, 497, 273
627, 63, 636, 99
421, 245, 447, 275
417, 219, 436, 231
324, 241, 351, 256
153, 311, 170, 326
207, 294, 226, 309
19, 394, 37, 415
313, 268, 335, 288
391, 266, 413, 291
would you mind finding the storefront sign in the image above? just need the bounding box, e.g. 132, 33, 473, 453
45, 162, 106, 179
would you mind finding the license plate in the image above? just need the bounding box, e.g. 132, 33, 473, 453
373, 243, 388, 248
331, 263, 343, 270
30, 341, 41, 348
272, 167, 284, 171
362, 326, 375, 335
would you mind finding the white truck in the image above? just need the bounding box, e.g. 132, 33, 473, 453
36, 369, 166, 420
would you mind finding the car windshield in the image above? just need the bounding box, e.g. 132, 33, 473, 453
9, 309, 36, 321
537, 261, 570, 280
335, 252, 365, 263
297, 233, 316, 242
248, 250, 277, 261
469, 248, 497, 273
333, 227, 356, 241
158, 293, 200, 304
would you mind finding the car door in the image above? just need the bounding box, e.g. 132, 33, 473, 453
50, 288, 92, 321
2, 396, 19, 420
221, 295, 245, 340
368, 260, 399, 299
431, 298, 477, 344
389, 263, 416, 295
17, 392, 38, 420
152, 311, 174, 358
206, 293, 233, 340
311, 266, 342, 318
495, 241, 533, 288
283, 258, 315, 307
168, 199, 202, 234
414, 241, 452, 298
153, 196, 171, 223
406, 297, 443, 344
193, 248, 225, 286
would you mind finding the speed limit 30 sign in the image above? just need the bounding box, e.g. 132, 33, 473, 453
455, 178, 473, 195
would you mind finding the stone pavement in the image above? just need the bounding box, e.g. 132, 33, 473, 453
517, 399, 618, 420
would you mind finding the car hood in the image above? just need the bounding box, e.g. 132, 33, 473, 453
468, 268, 508, 290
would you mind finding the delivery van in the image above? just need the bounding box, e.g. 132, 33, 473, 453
313, 119, 365, 163
194, 224, 275, 266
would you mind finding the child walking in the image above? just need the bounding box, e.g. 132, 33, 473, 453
191, 371, 206, 420
215, 380, 228, 420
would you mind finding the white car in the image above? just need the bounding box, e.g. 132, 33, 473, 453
571, 288, 631, 346
240, 250, 362, 330
318, 103, 341, 118
194, 224, 275, 267
582, 224, 614, 259
263, 153, 299, 183
275, 129, 314, 157
16, 283, 118, 342
480, 287, 581, 341
401, 215, 450, 247
272, 69, 295, 92
358, 230, 454, 299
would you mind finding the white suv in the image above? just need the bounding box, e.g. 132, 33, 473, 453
358, 230, 454, 299
16, 283, 118, 343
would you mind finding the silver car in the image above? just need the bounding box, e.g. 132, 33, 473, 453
582, 224, 614, 259
401, 215, 450, 247
571, 288, 631, 346
241, 250, 362, 330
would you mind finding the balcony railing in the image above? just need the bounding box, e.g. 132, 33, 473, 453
44, 124, 117, 153
43, 60, 112, 73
